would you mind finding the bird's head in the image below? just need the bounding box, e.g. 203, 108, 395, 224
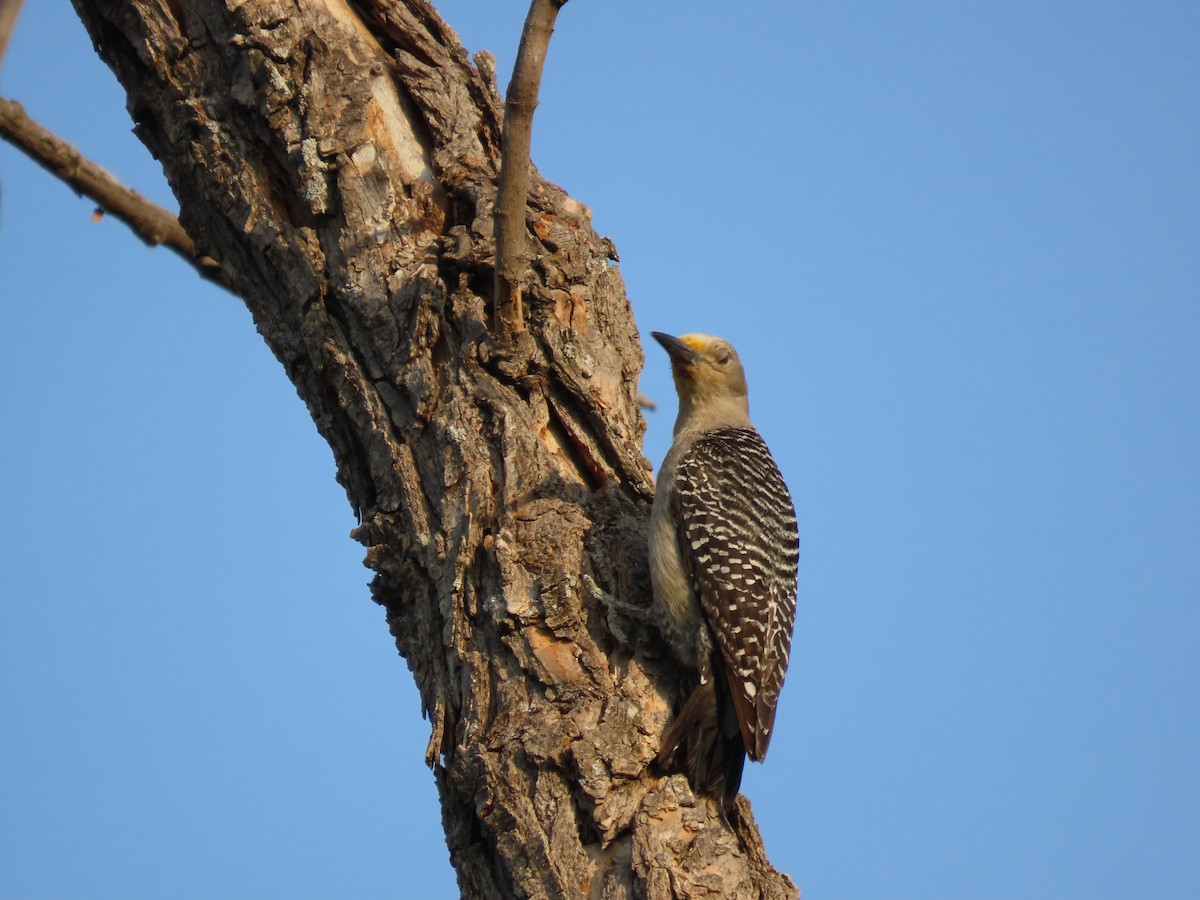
651, 332, 751, 433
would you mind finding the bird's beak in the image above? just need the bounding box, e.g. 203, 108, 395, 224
652, 332, 702, 366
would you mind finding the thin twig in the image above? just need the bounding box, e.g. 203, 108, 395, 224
0, 95, 227, 288
492, 0, 567, 334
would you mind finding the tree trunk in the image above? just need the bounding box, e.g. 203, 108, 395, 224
69, 1, 798, 896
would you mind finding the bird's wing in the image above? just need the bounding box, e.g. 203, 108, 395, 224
672, 427, 799, 761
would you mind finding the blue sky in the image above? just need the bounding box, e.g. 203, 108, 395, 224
2, 2, 1197, 897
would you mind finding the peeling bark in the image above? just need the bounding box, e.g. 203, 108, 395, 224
67, 1, 798, 896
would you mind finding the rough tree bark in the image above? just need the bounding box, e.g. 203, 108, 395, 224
66, 1, 798, 896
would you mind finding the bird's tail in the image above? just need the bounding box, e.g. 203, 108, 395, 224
657, 661, 746, 813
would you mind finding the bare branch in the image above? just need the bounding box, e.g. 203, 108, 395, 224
0, 95, 227, 288
492, 0, 568, 334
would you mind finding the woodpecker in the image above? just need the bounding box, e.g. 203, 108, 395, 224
648, 331, 799, 812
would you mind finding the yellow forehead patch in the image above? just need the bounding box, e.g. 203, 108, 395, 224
680, 333, 720, 352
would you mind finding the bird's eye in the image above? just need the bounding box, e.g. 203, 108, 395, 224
714, 350, 731, 365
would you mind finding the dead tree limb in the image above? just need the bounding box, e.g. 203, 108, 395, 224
492, 0, 568, 334
0, 95, 227, 287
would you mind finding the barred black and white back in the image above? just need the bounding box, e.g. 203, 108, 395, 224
672, 426, 799, 762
